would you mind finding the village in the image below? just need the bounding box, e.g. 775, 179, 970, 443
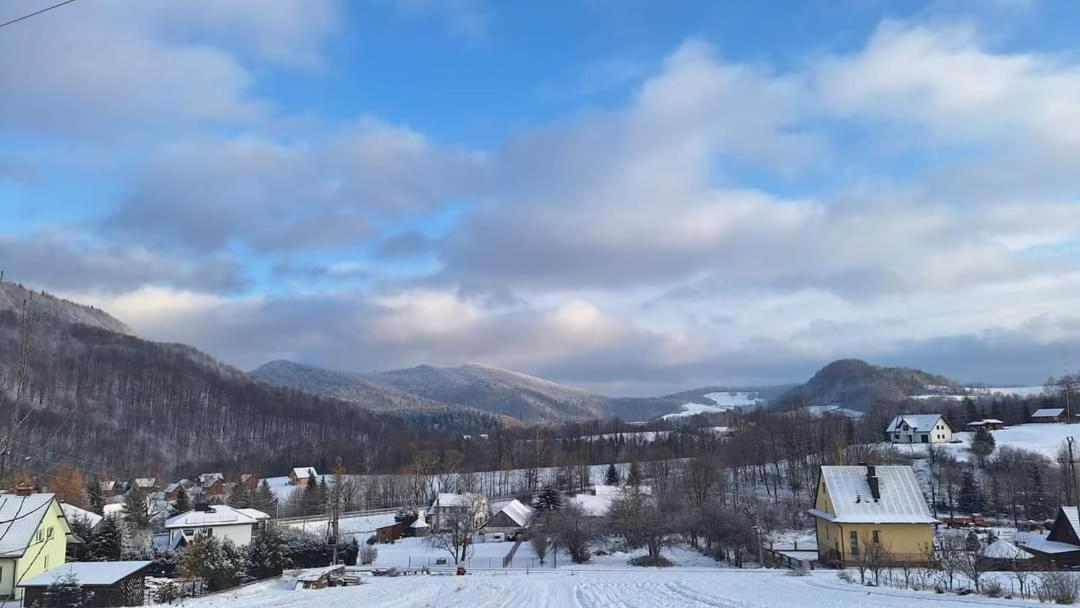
0, 399, 1076, 607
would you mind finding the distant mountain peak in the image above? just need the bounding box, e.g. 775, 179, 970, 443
780, 358, 956, 412
0, 282, 133, 336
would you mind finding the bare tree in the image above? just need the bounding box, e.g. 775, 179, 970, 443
547, 501, 600, 564
427, 494, 489, 564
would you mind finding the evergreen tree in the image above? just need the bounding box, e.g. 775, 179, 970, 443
532, 485, 563, 511
627, 460, 642, 488
252, 480, 277, 513
963, 397, 977, 423
844, 419, 856, 445
958, 468, 983, 513
247, 527, 287, 578
88, 516, 122, 561
318, 476, 330, 513
604, 463, 620, 486
303, 473, 320, 515
970, 426, 997, 465
173, 486, 191, 515
122, 485, 152, 531
39, 571, 82, 608
227, 483, 251, 508
67, 516, 96, 561
1027, 464, 1051, 521
87, 478, 105, 515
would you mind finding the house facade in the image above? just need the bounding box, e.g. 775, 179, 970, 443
0, 493, 73, 601
429, 493, 488, 531
885, 414, 953, 444
288, 467, 318, 486
809, 465, 936, 566
164, 505, 269, 548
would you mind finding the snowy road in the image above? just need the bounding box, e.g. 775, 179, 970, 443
185, 570, 1031, 608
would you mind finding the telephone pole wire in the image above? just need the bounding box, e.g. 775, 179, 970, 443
0, 0, 78, 30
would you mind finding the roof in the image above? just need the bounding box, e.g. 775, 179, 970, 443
566, 493, 614, 517
20, 561, 152, 588
813, 466, 936, 524
1016, 531, 1080, 555
1033, 408, 1066, 418
165, 505, 269, 529
495, 499, 533, 527
0, 494, 60, 557
198, 473, 224, 485
291, 467, 317, 478
981, 539, 1032, 560
134, 478, 156, 488
240, 474, 255, 482
885, 414, 947, 433
62, 503, 103, 529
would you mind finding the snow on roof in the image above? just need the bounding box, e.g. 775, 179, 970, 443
1017, 531, 1079, 555
20, 561, 152, 587
165, 505, 267, 529
198, 473, 224, 485
291, 467, 317, 478
103, 504, 124, 517
1033, 408, 1066, 418
885, 414, 947, 432
816, 466, 936, 524
62, 503, 103, 529
981, 539, 1032, 560
134, 478, 156, 488
342, 513, 399, 534
0, 494, 58, 558
980, 418, 1004, 424
497, 499, 533, 527
567, 493, 613, 517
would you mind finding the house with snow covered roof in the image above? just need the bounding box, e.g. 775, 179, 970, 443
288, 467, 318, 485
429, 493, 488, 531
19, 560, 151, 608
885, 414, 953, 444
808, 464, 936, 566
1016, 506, 1080, 567
197, 473, 226, 496
165, 504, 270, 549
484, 499, 533, 536
0, 493, 74, 602
1031, 408, 1069, 423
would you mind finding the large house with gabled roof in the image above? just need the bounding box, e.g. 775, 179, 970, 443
808, 464, 936, 566
1016, 506, 1080, 567
0, 493, 73, 601
885, 414, 953, 444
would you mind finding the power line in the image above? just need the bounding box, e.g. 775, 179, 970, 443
0, 0, 78, 30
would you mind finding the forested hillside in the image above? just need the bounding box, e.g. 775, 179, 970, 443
0, 282, 496, 479
776, 358, 957, 411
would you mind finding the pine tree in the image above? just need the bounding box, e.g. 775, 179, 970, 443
1027, 464, 1051, 521
604, 463, 620, 486
970, 426, 996, 465
252, 480, 277, 513
123, 485, 152, 531
88, 516, 122, 561
39, 571, 82, 608
532, 485, 563, 511
303, 473, 320, 515
958, 468, 983, 513
87, 478, 105, 515
963, 398, 977, 423
173, 486, 191, 515
318, 476, 330, 514
247, 527, 286, 577
627, 460, 642, 488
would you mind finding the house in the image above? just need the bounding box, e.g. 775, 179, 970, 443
808, 464, 937, 566
1031, 408, 1069, 423
410, 512, 430, 538
60, 504, 103, 531
19, 561, 151, 607
238, 474, 258, 492
163, 479, 194, 501
484, 499, 533, 536
967, 419, 1005, 431
197, 473, 225, 496
885, 414, 953, 444
429, 493, 489, 531
164, 504, 270, 549
132, 478, 157, 492
0, 493, 74, 601
980, 538, 1033, 570
98, 481, 118, 498
288, 467, 318, 486
1016, 506, 1080, 567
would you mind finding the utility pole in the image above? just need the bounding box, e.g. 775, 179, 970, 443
1069, 438, 1078, 506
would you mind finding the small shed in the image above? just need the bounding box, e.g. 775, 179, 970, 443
1031, 408, 1068, 423
410, 512, 430, 538
20, 561, 152, 607
980, 538, 1033, 569
295, 565, 345, 590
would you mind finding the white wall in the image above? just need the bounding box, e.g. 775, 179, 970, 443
170, 523, 255, 548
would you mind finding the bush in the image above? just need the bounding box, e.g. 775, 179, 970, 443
982, 579, 1004, 598
628, 554, 673, 567
837, 571, 855, 584
366, 535, 377, 546
1040, 570, 1080, 605
360, 545, 378, 565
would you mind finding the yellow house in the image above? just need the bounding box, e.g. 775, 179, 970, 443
0, 493, 72, 601
809, 465, 936, 566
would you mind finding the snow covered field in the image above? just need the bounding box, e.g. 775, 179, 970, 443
181, 569, 1039, 608
662, 392, 761, 419
888, 423, 1080, 461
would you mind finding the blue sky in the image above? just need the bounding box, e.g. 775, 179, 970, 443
3, 0, 1080, 395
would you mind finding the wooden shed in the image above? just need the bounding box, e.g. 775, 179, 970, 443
20, 561, 152, 607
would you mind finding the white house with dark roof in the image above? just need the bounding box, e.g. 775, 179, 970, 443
885, 414, 953, 444
165, 504, 270, 548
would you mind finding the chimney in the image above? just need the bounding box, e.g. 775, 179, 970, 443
866, 465, 881, 502
194, 502, 213, 512
14, 483, 33, 497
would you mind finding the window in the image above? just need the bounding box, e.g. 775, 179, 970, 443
920, 434, 929, 443
849, 530, 859, 555
183, 528, 195, 537
872, 530, 881, 544
46, 527, 53, 539
44, 556, 48, 570
35, 530, 43, 542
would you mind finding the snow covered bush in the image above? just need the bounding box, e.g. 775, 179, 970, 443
360, 544, 378, 565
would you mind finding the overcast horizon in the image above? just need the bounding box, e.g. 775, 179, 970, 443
4, 1, 1080, 395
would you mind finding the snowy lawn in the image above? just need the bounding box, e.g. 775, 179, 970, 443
178, 568, 1040, 608
880, 423, 1080, 462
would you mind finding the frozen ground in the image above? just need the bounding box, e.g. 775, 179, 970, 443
662, 392, 761, 419
886, 423, 1080, 461
180, 568, 1039, 608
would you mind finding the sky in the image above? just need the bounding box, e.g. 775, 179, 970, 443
3, 0, 1080, 396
